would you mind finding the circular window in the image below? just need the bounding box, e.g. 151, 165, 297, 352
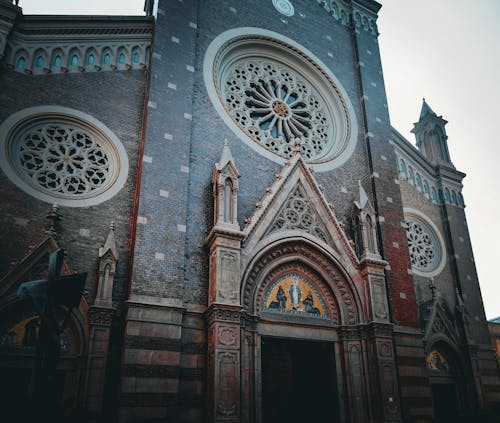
403, 209, 446, 276
204, 28, 358, 171
0, 106, 128, 207
272, 0, 295, 17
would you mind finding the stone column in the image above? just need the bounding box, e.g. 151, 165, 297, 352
206, 306, 242, 423
85, 306, 115, 416
205, 223, 244, 422
361, 258, 402, 422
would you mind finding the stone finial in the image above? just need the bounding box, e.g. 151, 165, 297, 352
99, 221, 118, 259
291, 138, 302, 156
428, 277, 437, 299
45, 204, 61, 240
217, 139, 236, 172
354, 180, 369, 210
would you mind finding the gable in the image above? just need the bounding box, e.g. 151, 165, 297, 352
242, 154, 358, 273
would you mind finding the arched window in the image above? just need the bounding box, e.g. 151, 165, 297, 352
458, 192, 464, 206
399, 159, 407, 176
87, 54, 95, 65
16, 56, 26, 70
408, 167, 415, 184
54, 55, 62, 67
444, 188, 451, 203
438, 189, 444, 202
118, 53, 126, 64
451, 191, 458, 205
340, 11, 347, 24
431, 187, 437, 201
366, 214, 375, 253
36, 56, 44, 68
71, 55, 79, 66
331, 4, 339, 19
423, 181, 430, 195
104, 53, 111, 65
415, 174, 422, 190
223, 178, 233, 222
133, 52, 140, 64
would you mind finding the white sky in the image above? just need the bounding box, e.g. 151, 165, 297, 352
17, 0, 500, 319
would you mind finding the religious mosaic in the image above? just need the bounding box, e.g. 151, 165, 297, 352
0, 315, 71, 352
263, 273, 328, 318
426, 350, 450, 372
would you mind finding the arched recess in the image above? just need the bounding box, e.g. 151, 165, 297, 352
239, 237, 370, 422
242, 237, 364, 325
0, 295, 89, 418
425, 338, 471, 422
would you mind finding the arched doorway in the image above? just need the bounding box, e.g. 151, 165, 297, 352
426, 341, 467, 422
0, 299, 87, 420
240, 240, 369, 423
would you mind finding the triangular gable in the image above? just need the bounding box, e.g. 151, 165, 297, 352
264, 182, 333, 246
242, 154, 358, 271
0, 237, 71, 298
424, 299, 460, 346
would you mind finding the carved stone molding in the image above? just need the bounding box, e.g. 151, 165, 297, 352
206, 305, 242, 327
217, 325, 239, 348
88, 306, 114, 326
243, 240, 358, 325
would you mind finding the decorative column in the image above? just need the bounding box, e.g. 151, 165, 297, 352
85, 222, 118, 416
206, 141, 245, 423
354, 183, 402, 422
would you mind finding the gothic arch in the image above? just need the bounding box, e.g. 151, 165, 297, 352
241, 237, 364, 325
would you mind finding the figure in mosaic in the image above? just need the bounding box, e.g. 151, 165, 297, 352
289, 277, 302, 310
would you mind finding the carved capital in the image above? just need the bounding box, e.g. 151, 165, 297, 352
88, 306, 115, 326
206, 305, 242, 327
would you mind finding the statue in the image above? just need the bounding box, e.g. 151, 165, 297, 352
17, 248, 86, 419
289, 276, 302, 310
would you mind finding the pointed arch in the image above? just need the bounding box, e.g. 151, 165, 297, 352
241, 237, 364, 325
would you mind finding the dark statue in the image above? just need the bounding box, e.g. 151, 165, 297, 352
16, 248, 86, 419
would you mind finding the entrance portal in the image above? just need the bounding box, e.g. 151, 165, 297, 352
261, 337, 340, 423
431, 383, 460, 422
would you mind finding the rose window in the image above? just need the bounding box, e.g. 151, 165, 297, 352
206, 31, 358, 171
0, 106, 129, 207
404, 220, 439, 270
223, 59, 331, 160
18, 124, 110, 196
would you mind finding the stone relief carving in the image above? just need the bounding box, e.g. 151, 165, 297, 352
217, 326, 239, 347
219, 251, 238, 301
266, 184, 331, 244
216, 351, 239, 418
246, 242, 357, 325
371, 277, 388, 321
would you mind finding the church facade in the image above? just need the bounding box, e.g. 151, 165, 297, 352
0, 0, 499, 422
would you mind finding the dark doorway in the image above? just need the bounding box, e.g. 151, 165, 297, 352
261, 337, 340, 423
432, 383, 459, 423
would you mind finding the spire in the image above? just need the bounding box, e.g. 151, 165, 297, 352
99, 221, 118, 259
419, 98, 437, 120
354, 180, 369, 210
217, 139, 235, 171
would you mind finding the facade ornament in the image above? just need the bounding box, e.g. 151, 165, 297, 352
95, 221, 118, 307
352, 181, 380, 259
45, 204, 61, 240
428, 277, 437, 300
212, 140, 241, 232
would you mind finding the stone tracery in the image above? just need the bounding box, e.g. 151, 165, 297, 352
223, 58, 331, 160
18, 123, 110, 197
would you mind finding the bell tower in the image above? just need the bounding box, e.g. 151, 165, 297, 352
412, 99, 453, 167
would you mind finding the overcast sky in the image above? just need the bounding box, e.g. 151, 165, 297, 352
17, 0, 500, 319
